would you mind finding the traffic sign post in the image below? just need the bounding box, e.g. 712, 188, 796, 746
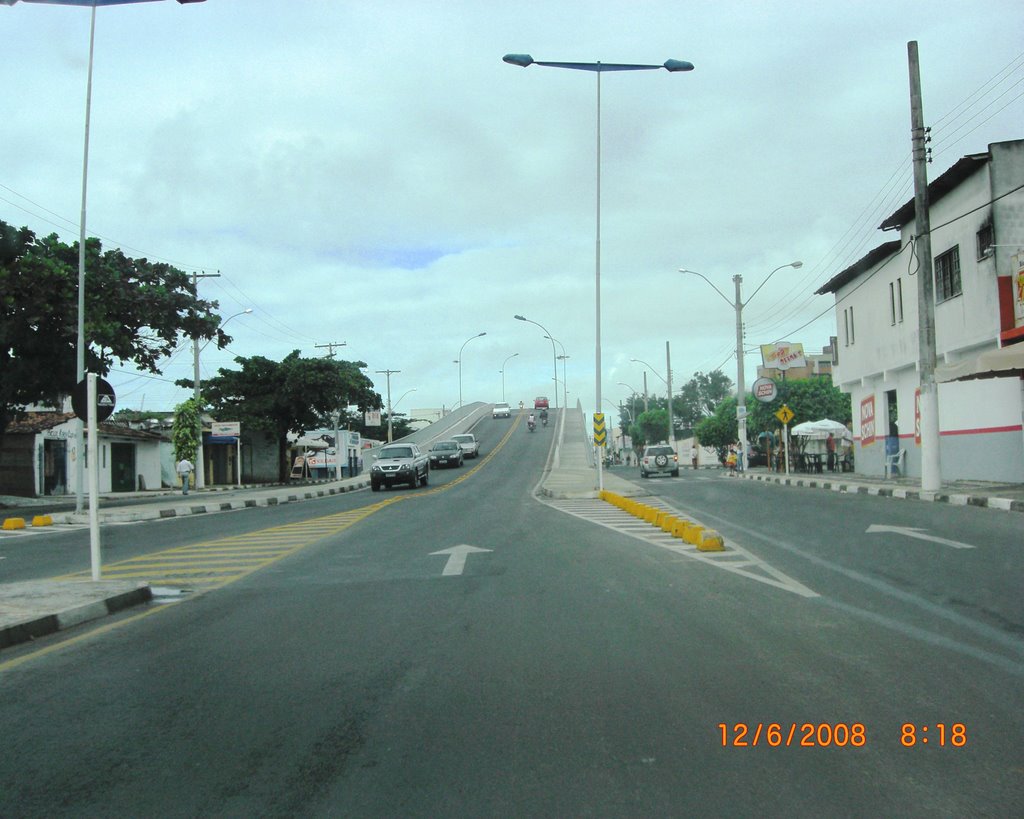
593, 413, 607, 448
774, 403, 795, 475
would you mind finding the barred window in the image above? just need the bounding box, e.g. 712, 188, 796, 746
976, 223, 993, 259
934, 246, 961, 303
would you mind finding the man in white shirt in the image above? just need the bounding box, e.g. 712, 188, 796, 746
176, 457, 194, 495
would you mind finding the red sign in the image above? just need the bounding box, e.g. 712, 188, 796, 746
860, 396, 876, 447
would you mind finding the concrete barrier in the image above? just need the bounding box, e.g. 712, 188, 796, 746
2, 517, 26, 530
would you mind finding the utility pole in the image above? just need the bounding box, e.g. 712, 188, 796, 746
734, 273, 747, 470
192, 271, 220, 490
908, 40, 942, 492
665, 341, 674, 450
376, 369, 400, 443
315, 341, 347, 358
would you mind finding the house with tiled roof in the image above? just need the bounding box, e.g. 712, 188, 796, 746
0, 412, 167, 498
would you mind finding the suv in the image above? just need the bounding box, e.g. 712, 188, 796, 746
452, 433, 480, 458
534, 396, 549, 409
370, 443, 429, 491
492, 402, 511, 419
640, 444, 679, 478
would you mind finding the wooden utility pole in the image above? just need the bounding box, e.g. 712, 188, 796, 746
908, 41, 942, 491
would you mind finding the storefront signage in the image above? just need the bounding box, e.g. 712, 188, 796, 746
860, 395, 876, 446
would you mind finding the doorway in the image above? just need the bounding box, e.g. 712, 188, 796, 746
110, 443, 136, 492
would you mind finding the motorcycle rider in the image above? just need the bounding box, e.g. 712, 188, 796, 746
527, 412, 536, 431
539, 407, 548, 426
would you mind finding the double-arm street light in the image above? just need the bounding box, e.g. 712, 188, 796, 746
504, 52, 694, 491
514, 314, 558, 411
680, 261, 803, 467
5, 0, 207, 510
457, 333, 486, 409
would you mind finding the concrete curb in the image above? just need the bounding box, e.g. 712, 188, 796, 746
741, 472, 1024, 513
0, 582, 152, 651
50, 477, 373, 525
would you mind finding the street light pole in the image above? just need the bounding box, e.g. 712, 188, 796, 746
504, 53, 693, 491
631, 356, 672, 445
5, 0, 208, 509
457, 333, 486, 409
375, 369, 401, 442
513, 315, 558, 411
500, 352, 519, 403
681, 261, 802, 467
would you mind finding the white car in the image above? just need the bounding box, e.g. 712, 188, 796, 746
452, 433, 480, 458
492, 403, 511, 418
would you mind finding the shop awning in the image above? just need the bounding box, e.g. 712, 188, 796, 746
935, 343, 1024, 382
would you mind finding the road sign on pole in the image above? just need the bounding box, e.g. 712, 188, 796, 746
71, 375, 115, 423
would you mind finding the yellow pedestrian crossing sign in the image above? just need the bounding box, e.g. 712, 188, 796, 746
593, 412, 607, 447
775, 404, 795, 425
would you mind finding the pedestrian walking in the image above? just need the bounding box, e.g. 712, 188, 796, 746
176, 456, 194, 495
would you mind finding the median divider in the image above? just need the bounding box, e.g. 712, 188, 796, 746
599, 490, 726, 551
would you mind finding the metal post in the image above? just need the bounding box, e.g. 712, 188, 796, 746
87, 373, 101, 580
665, 341, 674, 451
595, 66, 604, 491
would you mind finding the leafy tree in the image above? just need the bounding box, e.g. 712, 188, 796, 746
635, 408, 670, 448
693, 395, 738, 457
746, 377, 851, 442
0, 221, 224, 435
195, 351, 381, 481
171, 396, 203, 462
675, 370, 733, 436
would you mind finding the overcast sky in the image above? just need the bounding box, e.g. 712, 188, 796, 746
3, 0, 1022, 427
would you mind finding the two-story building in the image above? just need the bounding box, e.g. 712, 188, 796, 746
816, 139, 1024, 482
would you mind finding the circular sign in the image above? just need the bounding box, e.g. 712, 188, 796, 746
71, 376, 116, 423
752, 377, 779, 403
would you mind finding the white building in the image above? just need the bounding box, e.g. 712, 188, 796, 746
816, 139, 1024, 482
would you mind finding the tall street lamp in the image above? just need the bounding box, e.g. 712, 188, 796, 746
504, 52, 694, 491
681, 261, 802, 468
375, 369, 401, 443
500, 352, 519, 403
457, 333, 486, 409
544, 334, 569, 411
513, 314, 558, 411
5, 0, 207, 511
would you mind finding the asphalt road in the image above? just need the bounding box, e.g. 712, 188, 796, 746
1, 417, 1021, 816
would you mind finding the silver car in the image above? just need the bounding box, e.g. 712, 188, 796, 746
640, 445, 679, 478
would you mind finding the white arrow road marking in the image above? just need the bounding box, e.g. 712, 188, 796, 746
866, 524, 976, 549
430, 544, 493, 576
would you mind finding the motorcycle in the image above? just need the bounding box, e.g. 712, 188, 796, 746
527, 419, 536, 432
541, 414, 548, 427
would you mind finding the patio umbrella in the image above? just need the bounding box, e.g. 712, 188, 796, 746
791, 419, 852, 440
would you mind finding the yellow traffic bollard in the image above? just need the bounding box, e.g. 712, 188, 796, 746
698, 529, 726, 552
2, 517, 27, 530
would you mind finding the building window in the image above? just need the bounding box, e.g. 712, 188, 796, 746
893, 278, 904, 324
843, 306, 855, 346
889, 283, 896, 325
976, 222, 994, 260
934, 246, 962, 303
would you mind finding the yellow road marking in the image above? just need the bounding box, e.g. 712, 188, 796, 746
3, 418, 523, 671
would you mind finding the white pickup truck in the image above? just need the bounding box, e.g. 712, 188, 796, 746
452, 433, 480, 459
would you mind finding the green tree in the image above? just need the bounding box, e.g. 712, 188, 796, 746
635, 407, 670, 448
171, 396, 203, 463
746, 377, 852, 442
0, 221, 225, 435
196, 351, 381, 481
675, 370, 733, 437
693, 395, 738, 458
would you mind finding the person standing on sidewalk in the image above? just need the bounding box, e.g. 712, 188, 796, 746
176, 456, 194, 495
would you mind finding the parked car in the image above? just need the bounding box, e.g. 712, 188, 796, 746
640, 444, 679, 478
492, 402, 512, 418
534, 396, 549, 409
452, 433, 480, 458
370, 443, 429, 491
428, 440, 464, 468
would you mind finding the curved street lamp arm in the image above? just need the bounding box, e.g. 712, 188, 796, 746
679, 269, 734, 308
744, 261, 802, 307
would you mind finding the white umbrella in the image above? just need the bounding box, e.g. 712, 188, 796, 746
791, 419, 852, 440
